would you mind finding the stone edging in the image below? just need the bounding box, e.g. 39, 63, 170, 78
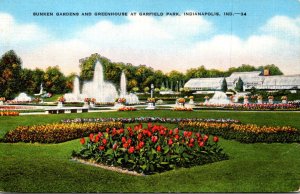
72, 157, 145, 176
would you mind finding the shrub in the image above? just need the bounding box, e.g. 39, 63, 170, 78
72, 124, 228, 175
4, 122, 123, 143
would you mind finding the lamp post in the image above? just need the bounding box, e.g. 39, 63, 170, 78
151, 84, 154, 98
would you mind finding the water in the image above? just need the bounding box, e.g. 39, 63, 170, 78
81, 61, 118, 103
64, 76, 83, 102
13, 92, 32, 101
118, 71, 139, 104
120, 70, 126, 96
65, 61, 139, 104
208, 91, 231, 104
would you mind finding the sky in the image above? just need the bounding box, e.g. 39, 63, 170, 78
0, 0, 299, 75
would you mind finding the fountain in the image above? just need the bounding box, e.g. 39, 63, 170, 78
64, 61, 139, 104
13, 92, 32, 102
64, 76, 83, 102
118, 70, 139, 104
208, 91, 231, 104
81, 61, 118, 103
34, 83, 44, 96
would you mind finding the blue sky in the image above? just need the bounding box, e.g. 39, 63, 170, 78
0, 0, 299, 75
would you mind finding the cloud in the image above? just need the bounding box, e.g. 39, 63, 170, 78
0, 13, 49, 47
1, 12, 299, 75
261, 15, 300, 38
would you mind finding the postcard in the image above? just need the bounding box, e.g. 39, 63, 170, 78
0, 0, 299, 193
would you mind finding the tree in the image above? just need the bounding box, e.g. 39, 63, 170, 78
221, 78, 228, 92
65, 73, 77, 93
131, 87, 139, 93
20, 68, 46, 94
144, 87, 150, 93
258, 64, 283, 75
235, 77, 244, 92
43, 66, 67, 94
0, 50, 22, 99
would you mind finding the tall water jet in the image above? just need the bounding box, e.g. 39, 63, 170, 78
208, 91, 231, 104
119, 70, 139, 104
120, 70, 127, 96
81, 61, 118, 103
73, 76, 80, 96
64, 76, 82, 102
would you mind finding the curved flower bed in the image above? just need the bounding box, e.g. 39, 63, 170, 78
0, 111, 19, 116
0, 105, 36, 110
6, 100, 32, 104
196, 103, 300, 111
4, 122, 123, 143
179, 121, 300, 143
61, 117, 241, 124
118, 107, 137, 111
72, 123, 228, 175
172, 107, 193, 111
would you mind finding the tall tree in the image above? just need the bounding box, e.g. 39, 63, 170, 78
0, 50, 22, 99
221, 78, 228, 92
235, 77, 244, 92
43, 66, 67, 94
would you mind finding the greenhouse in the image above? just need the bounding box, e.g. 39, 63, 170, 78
184, 78, 224, 91
258, 75, 300, 90
184, 71, 300, 91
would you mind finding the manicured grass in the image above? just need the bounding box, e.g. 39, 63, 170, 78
0, 110, 300, 192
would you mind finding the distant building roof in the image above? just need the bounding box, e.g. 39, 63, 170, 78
259, 75, 300, 89
184, 77, 224, 90
185, 71, 300, 91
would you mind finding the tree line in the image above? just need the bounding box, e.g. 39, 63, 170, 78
0, 50, 283, 99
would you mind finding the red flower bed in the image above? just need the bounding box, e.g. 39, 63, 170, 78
0, 111, 19, 116
118, 107, 137, 111
72, 123, 228, 175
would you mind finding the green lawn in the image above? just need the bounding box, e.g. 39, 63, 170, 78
0, 110, 300, 192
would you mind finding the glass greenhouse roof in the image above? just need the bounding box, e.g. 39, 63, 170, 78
184, 78, 224, 89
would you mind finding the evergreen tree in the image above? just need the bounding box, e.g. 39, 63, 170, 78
235, 77, 244, 92
221, 78, 228, 92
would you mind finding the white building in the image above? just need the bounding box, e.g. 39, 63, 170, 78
184, 71, 300, 91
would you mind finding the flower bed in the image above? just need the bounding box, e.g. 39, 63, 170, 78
116, 98, 126, 103
147, 98, 155, 103
0, 111, 19, 116
118, 107, 137, 111
0, 105, 36, 110
4, 122, 123, 143
172, 107, 193, 111
179, 121, 300, 143
177, 98, 185, 103
197, 103, 300, 110
72, 123, 228, 175
61, 117, 241, 124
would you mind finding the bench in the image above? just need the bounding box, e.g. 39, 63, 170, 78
45, 107, 89, 114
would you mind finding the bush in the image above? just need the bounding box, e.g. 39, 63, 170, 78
72, 124, 228, 175
4, 122, 123, 143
